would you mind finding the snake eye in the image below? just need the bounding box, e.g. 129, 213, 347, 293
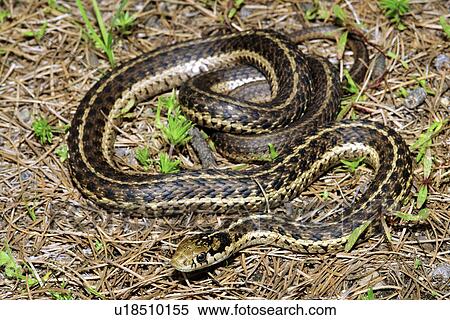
196, 252, 207, 263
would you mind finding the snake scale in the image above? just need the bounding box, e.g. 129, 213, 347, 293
67, 26, 412, 272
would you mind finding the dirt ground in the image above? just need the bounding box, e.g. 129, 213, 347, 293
0, 0, 449, 299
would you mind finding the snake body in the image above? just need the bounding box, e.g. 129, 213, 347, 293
67, 26, 412, 272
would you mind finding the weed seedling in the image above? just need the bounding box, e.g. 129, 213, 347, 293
268, 143, 279, 161
113, 0, 136, 35
55, 144, 69, 162
155, 90, 193, 148
341, 157, 365, 173
32, 117, 54, 144
135, 146, 152, 171
0, 247, 38, 287
440, 16, 450, 38
159, 152, 180, 174
228, 0, 244, 19
0, 10, 10, 23
23, 21, 48, 42
379, 0, 410, 30
76, 0, 115, 66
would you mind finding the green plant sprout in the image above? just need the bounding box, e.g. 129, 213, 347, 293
361, 287, 375, 300
345, 220, 371, 251
343, 69, 359, 94
55, 144, 69, 162
228, 0, 244, 19
332, 4, 347, 24
113, 0, 136, 35
415, 78, 435, 96
155, 90, 193, 147
32, 117, 54, 144
76, 0, 115, 66
336, 31, 348, 60
135, 146, 152, 170
32, 117, 69, 145
23, 21, 48, 42
414, 257, 422, 269
94, 239, 104, 252
0, 247, 38, 287
268, 143, 279, 161
135, 91, 192, 174
86, 286, 104, 299
440, 16, 450, 38
337, 70, 367, 120
304, 0, 330, 21
379, 0, 410, 30
0, 10, 10, 24
386, 51, 409, 69
159, 152, 180, 174
49, 280, 74, 300
410, 120, 447, 163
26, 204, 37, 221
341, 156, 365, 173
397, 119, 448, 220
396, 87, 408, 98
395, 208, 429, 221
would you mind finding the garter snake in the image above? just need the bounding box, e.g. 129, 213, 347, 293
67, 26, 412, 272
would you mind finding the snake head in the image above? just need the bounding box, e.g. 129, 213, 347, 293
171, 232, 233, 272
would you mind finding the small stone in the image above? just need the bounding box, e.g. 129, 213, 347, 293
434, 54, 450, 72
87, 50, 99, 68
20, 170, 32, 181
430, 263, 450, 286
17, 107, 32, 125
239, 6, 253, 19
158, 2, 178, 13
404, 87, 427, 108
441, 96, 449, 108
145, 16, 161, 29
115, 147, 130, 157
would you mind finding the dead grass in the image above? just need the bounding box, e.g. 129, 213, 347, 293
0, 0, 449, 299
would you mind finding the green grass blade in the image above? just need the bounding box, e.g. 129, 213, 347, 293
91, 0, 109, 46
345, 221, 371, 251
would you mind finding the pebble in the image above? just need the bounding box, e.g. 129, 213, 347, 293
404, 87, 427, 108
145, 15, 162, 29
87, 50, 99, 68
239, 6, 254, 19
116, 147, 137, 165
430, 263, 450, 286
115, 147, 129, 158
17, 107, 32, 125
158, 2, 178, 13
20, 170, 33, 181
434, 54, 450, 72
441, 96, 449, 108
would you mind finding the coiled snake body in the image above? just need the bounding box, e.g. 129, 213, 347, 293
68, 26, 412, 272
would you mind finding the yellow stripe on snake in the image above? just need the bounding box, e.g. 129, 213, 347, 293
67, 26, 412, 272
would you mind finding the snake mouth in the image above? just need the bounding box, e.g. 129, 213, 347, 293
170, 257, 192, 273
170, 249, 202, 272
